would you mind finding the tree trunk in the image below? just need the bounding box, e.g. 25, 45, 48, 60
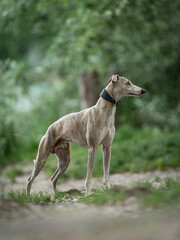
78, 70, 100, 109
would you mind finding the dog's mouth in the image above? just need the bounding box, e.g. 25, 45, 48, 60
129, 89, 146, 96
128, 92, 141, 96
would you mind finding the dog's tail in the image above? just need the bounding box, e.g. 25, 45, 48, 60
27, 159, 36, 181
26, 133, 51, 194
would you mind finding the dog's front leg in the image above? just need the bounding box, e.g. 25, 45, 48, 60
102, 145, 111, 188
85, 147, 97, 196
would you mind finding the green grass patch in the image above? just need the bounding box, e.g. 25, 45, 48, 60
44, 126, 180, 179
3, 190, 51, 204
82, 186, 127, 205
136, 178, 180, 208
81, 178, 180, 209
6, 168, 24, 183
2, 189, 83, 205
54, 189, 83, 200
2, 178, 180, 209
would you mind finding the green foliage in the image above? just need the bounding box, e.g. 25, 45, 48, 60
0, 60, 22, 162
0, 73, 80, 166
0, 0, 180, 167
6, 168, 24, 183
110, 125, 180, 172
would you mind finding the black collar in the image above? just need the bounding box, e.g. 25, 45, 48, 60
100, 89, 121, 106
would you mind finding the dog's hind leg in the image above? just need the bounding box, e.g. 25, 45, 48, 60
26, 135, 50, 195
51, 142, 71, 192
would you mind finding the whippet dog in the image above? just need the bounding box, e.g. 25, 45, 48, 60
26, 74, 146, 196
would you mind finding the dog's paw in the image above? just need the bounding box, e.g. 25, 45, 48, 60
85, 191, 92, 197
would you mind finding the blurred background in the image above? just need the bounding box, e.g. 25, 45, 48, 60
0, 0, 179, 176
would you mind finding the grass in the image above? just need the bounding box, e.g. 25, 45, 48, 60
2, 178, 180, 210
82, 178, 180, 209
44, 125, 180, 179
1, 189, 83, 205
2, 190, 51, 204
6, 168, 24, 183
81, 186, 127, 205
137, 178, 180, 208
54, 189, 83, 200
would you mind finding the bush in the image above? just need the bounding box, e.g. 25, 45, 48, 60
0, 59, 80, 167
0, 60, 20, 163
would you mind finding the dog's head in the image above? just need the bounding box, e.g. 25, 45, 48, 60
107, 74, 146, 100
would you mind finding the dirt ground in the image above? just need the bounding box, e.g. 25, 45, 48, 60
0, 163, 180, 240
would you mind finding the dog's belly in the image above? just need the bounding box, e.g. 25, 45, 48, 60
63, 131, 89, 149
72, 140, 88, 149
70, 128, 107, 149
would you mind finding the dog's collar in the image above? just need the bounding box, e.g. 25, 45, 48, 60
100, 89, 121, 106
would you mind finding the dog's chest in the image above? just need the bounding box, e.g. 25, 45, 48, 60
88, 120, 112, 146
96, 127, 109, 144
88, 109, 115, 145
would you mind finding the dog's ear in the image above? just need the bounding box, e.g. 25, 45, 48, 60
108, 75, 119, 84
108, 76, 112, 84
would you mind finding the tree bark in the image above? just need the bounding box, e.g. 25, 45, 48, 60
78, 70, 100, 109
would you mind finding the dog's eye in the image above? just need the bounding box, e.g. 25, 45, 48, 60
126, 81, 130, 85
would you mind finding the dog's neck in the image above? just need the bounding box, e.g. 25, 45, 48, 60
95, 86, 120, 120
98, 83, 122, 104
95, 98, 116, 126
105, 83, 123, 101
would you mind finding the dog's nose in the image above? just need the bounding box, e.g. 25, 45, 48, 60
141, 89, 146, 94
